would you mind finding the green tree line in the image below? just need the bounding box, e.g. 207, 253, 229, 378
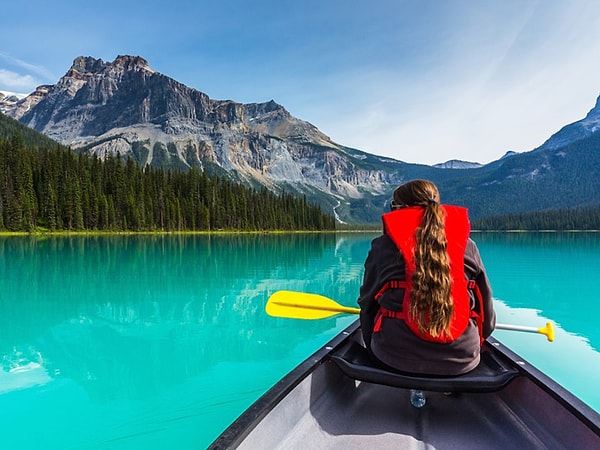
0, 126, 335, 232
471, 206, 600, 231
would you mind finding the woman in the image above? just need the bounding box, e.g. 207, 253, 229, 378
358, 179, 495, 376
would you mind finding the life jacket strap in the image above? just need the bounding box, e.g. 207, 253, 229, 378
374, 279, 485, 343
373, 307, 406, 332
374, 280, 408, 300
467, 280, 485, 344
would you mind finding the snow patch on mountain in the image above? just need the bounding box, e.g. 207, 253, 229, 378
434, 159, 483, 169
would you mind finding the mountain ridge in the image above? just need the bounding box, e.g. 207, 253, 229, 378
2, 54, 599, 223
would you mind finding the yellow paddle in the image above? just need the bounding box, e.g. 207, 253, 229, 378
266, 290, 361, 319
266, 290, 555, 342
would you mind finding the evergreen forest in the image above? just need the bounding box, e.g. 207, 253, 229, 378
0, 114, 335, 232
472, 206, 600, 231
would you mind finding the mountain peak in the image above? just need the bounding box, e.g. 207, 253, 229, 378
0, 54, 336, 170
500, 150, 517, 159
583, 94, 600, 121
70, 56, 107, 73
70, 55, 153, 75
535, 93, 600, 151
112, 55, 153, 72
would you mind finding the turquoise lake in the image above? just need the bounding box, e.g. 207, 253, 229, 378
1, 232, 599, 449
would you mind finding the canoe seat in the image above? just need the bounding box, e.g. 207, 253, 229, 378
328, 340, 520, 393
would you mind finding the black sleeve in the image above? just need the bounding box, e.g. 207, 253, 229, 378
358, 235, 404, 347
465, 239, 496, 338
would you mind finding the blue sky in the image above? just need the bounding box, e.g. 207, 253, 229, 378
2, 0, 600, 165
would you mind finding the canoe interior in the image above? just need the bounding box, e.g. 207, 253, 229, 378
210, 321, 600, 449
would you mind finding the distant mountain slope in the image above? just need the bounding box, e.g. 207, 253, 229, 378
433, 159, 483, 169
534, 96, 600, 151
0, 109, 65, 149
436, 132, 600, 218
2, 55, 600, 223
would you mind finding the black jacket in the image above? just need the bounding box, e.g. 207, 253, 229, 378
358, 234, 495, 375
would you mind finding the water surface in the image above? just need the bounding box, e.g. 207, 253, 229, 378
0, 232, 598, 448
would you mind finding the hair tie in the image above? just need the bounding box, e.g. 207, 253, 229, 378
427, 198, 437, 205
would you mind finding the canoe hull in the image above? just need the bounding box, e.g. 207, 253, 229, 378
210, 321, 600, 449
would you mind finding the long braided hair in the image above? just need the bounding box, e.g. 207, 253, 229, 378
392, 180, 453, 338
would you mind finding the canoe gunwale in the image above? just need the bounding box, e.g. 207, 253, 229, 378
208, 321, 360, 449
487, 336, 600, 433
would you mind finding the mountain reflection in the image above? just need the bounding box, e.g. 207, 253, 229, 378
0, 233, 371, 400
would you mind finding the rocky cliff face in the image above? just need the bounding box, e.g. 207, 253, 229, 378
2, 55, 405, 222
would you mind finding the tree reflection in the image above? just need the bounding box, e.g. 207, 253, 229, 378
0, 233, 370, 400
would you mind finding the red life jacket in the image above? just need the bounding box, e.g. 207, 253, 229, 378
374, 205, 484, 343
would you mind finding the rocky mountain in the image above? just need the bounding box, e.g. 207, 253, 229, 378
0, 91, 26, 106
2, 55, 600, 223
1, 55, 421, 222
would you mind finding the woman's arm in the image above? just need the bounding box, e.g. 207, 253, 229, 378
358, 235, 404, 346
465, 239, 496, 338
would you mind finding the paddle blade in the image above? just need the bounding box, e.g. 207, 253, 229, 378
266, 290, 360, 320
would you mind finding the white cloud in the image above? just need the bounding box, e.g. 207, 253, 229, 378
0, 53, 56, 93
0, 68, 38, 92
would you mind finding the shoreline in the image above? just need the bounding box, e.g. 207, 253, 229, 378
1, 229, 599, 237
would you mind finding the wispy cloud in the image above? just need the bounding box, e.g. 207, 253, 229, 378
0, 69, 38, 93
0, 53, 56, 80
287, 2, 600, 164
0, 53, 56, 92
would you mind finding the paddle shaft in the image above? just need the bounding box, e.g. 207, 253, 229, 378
495, 322, 555, 342
496, 324, 539, 333
266, 290, 555, 341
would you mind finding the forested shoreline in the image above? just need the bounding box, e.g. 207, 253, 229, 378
0, 116, 335, 233
471, 206, 600, 231
3, 113, 599, 233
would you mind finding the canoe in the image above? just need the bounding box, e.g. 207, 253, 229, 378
209, 320, 600, 449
